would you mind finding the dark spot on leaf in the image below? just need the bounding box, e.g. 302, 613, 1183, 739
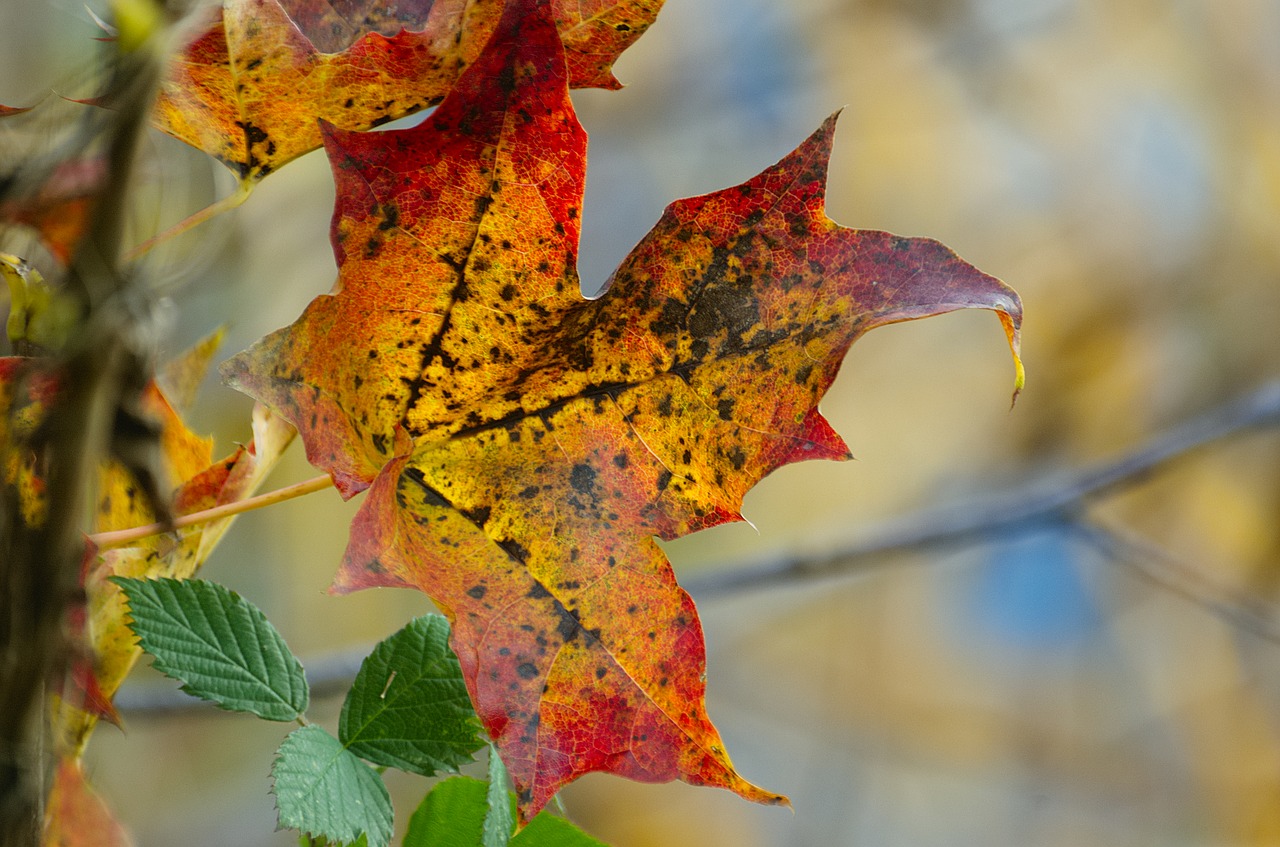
527, 582, 551, 599
569, 463, 596, 494
402, 467, 450, 508
499, 538, 530, 563
467, 585, 487, 600
516, 662, 538, 680
554, 601, 583, 642
460, 505, 491, 527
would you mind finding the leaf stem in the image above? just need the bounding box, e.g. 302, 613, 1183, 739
90, 473, 334, 549
123, 179, 254, 261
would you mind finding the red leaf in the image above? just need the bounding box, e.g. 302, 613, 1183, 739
224, 0, 1022, 819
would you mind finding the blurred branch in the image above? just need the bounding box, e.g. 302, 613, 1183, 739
113, 380, 1280, 716
684, 380, 1280, 597
0, 10, 176, 842
1071, 520, 1280, 645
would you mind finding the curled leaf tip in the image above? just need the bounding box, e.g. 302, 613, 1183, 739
995, 305, 1024, 408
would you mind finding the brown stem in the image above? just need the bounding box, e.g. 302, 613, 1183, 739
122, 179, 254, 263
90, 474, 335, 549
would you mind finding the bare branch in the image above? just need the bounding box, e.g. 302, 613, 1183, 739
683, 380, 1280, 597
1071, 521, 1280, 645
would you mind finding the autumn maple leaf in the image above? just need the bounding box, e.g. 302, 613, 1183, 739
223, 0, 1023, 818
153, 0, 663, 182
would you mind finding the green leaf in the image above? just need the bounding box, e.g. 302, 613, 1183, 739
112, 577, 307, 720
402, 777, 487, 847
484, 746, 516, 847
339, 614, 482, 775
402, 774, 606, 847
299, 836, 368, 847
273, 726, 392, 847
513, 816, 608, 846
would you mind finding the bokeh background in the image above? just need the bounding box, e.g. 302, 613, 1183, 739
5, 0, 1280, 844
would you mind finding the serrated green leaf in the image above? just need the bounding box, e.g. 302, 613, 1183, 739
112, 577, 307, 720
402, 777, 488, 847
339, 614, 482, 776
513, 815, 607, 847
484, 746, 516, 847
402, 774, 605, 847
300, 835, 368, 847
273, 726, 392, 847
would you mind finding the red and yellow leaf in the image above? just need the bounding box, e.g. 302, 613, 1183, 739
223, 0, 1022, 818
41, 760, 134, 847
0, 157, 106, 264
153, 0, 662, 182
49, 401, 294, 756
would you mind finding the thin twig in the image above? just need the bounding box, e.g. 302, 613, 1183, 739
122, 180, 253, 262
1071, 520, 1280, 645
89, 473, 334, 549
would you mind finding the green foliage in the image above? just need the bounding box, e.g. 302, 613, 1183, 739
273, 725, 393, 847
403, 775, 606, 847
484, 746, 516, 847
402, 778, 490, 847
112, 577, 308, 720
339, 615, 483, 776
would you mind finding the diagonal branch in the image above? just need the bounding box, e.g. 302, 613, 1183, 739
1070, 520, 1280, 645
683, 380, 1280, 597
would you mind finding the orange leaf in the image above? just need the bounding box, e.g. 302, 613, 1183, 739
153, 0, 663, 183
224, 0, 1022, 819
41, 760, 134, 847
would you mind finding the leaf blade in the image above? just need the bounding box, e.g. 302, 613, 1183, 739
272, 725, 392, 847
484, 746, 516, 847
223, 0, 1023, 821
339, 614, 483, 775
112, 577, 308, 720
402, 777, 488, 847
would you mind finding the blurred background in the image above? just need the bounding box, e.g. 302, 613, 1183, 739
5, 0, 1280, 844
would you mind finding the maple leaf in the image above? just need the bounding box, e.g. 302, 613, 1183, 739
153, 0, 662, 183
223, 0, 1023, 819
